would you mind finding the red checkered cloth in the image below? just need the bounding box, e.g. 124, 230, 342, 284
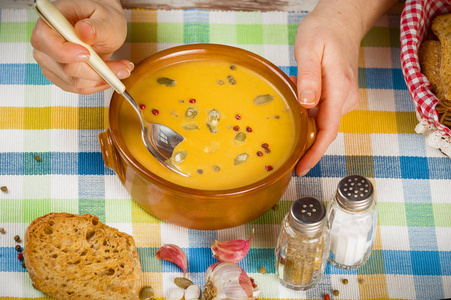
400, 0, 451, 139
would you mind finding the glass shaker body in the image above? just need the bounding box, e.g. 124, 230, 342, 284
275, 197, 330, 290
327, 175, 377, 269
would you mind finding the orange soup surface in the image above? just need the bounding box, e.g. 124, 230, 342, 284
119, 59, 296, 190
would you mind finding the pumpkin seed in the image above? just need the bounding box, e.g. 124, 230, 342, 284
227, 75, 236, 85
230, 64, 237, 71
253, 94, 274, 105
182, 123, 199, 130
234, 132, 246, 144
172, 150, 187, 164
206, 123, 217, 133
185, 107, 198, 119
208, 109, 220, 126
213, 165, 221, 172
217, 80, 225, 85
234, 153, 249, 165
207, 109, 220, 133
157, 77, 176, 87
139, 286, 155, 300
174, 277, 193, 289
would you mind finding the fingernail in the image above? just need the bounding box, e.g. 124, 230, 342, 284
298, 168, 310, 177
300, 89, 316, 105
117, 68, 131, 79
75, 53, 90, 62
82, 20, 96, 35
128, 62, 135, 71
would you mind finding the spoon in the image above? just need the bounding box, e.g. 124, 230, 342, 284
34, 0, 189, 177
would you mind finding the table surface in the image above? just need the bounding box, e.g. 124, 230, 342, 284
0, 4, 450, 300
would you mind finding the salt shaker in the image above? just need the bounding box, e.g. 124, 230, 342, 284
275, 197, 329, 290
327, 175, 377, 269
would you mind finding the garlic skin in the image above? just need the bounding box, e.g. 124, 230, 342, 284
211, 233, 253, 263
185, 284, 201, 299
155, 244, 188, 276
203, 262, 260, 300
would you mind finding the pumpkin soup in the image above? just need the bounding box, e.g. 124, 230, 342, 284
119, 59, 296, 190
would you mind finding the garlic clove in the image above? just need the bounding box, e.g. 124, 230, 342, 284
155, 244, 188, 276
166, 287, 185, 300
211, 232, 253, 263
203, 262, 259, 300
184, 284, 201, 299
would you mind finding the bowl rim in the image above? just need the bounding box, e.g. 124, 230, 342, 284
108, 43, 309, 196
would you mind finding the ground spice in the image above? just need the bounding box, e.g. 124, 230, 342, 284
0, 228, 5, 234
272, 203, 279, 211
276, 197, 328, 290
21, 261, 26, 268
14, 235, 21, 243
1, 186, 7, 193
342, 278, 349, 285
333, 290, 340, 296
15, 245, 22, 252
34, 155, 41, 162
259, 267, 266, 274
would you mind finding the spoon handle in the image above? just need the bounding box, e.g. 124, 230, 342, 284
33, 0, 126, 94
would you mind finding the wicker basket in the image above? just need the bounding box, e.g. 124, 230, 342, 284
400, 0, 451, 156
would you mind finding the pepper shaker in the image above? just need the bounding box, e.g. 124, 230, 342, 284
275, 197, 330, 290
327, 175, 377, 269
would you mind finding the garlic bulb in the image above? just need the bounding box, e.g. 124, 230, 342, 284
203, 262, 260, 300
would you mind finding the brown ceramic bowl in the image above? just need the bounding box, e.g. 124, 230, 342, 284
99, 44, 315, 230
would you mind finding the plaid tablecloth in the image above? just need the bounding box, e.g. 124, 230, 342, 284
1, 7, 451, 300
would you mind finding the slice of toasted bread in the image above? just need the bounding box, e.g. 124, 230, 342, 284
24, 213, 142, 300
432, 13, 451, 100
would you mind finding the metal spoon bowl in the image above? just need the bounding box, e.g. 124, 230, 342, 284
34, 0, 188, 177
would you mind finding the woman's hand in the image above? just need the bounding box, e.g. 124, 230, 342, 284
293, 8, 361, 176
293, 0, 396, 176
31, 0, 133, 94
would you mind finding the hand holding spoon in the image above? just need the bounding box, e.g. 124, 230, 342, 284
34, 0, 188, 177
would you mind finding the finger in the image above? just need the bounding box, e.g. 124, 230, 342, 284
63, 59, 134, 81
295, 63, 353, 176
294, 33, 323, 108
72, 3, 127, 57
295, 126, 338, 177
34, 49, 125, 94
31, 18, 90, 64
295, 98, 342, 176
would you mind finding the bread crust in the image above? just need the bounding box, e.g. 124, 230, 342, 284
432, 13, 451, 100
24, 213, 142, 300
419, 40, 444, 100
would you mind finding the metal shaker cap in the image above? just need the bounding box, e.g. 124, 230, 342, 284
289, 196, 326, 235
336, 175, 374, 212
